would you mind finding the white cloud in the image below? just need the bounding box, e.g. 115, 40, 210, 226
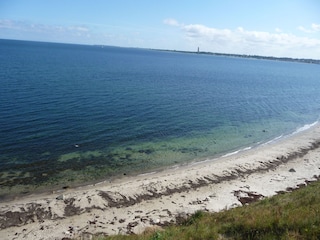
275, 28, 282, 33
163, 18, 181, 27
164, 19, 320, 58
183, 24, 232, 41
0, 19, 28, 30
298, 26, 313, 33
311, 23, 320, 32
298, 23, 320, 33
68, 26, 89, 32
0, 19, 91, 41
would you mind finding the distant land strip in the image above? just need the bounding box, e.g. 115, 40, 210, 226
152, 48, 320, 65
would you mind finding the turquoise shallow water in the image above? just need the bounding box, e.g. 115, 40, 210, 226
1, 39, 320, 199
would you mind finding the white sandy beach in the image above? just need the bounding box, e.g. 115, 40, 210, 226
1, 123, 320, 240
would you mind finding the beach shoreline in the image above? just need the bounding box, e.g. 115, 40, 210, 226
1, 123, 320, 240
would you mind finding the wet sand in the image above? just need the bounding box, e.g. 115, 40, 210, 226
1, 124, 320, 240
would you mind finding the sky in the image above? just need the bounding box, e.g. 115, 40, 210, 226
1, 0, 320, 59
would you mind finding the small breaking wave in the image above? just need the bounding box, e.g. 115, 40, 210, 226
291, 121, 319, 135
222, 146, 252, 158
221, 120, 319, 159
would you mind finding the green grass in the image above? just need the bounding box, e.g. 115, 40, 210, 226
94, 181, 320, 240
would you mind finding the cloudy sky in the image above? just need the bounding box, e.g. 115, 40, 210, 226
1, 0, 320, 59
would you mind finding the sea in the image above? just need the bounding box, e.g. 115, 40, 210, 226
1, 39, 320, 200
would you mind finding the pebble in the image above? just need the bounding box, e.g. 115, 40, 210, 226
56, 194, 65, 200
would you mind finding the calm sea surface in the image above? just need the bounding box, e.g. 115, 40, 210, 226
1, 39, 320, 199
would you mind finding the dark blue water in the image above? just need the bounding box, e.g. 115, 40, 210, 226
1, 39, 320, 198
